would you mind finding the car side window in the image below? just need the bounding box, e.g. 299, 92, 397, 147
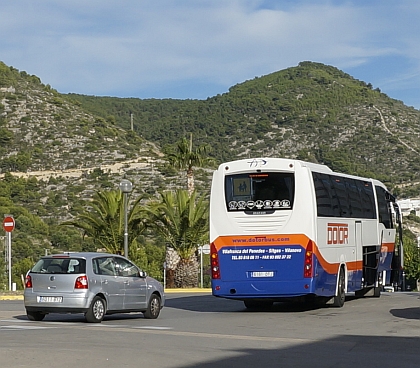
114, 258, 140, 277
95, 257, 117, 276
92, 259, 99, 274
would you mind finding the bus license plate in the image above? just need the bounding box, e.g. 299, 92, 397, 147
251, 271, 274, 278
37, 296, 63, 303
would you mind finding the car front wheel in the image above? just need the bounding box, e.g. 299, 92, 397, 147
143, 294, 161, 319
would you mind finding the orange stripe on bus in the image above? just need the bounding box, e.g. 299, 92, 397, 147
212, 234, 310, 249
213, 234, 364, 275
381, 242, 395, 252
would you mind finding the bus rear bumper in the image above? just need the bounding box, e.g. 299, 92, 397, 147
211, 280, 319, 299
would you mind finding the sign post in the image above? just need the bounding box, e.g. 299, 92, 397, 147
3, 216, 15, 291
198, 244, 210, 288
3, 216, 15, 233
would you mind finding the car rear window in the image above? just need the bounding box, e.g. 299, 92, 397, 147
31, 257, 86, 274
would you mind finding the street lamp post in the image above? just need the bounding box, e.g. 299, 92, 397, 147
119, 179, 133, 259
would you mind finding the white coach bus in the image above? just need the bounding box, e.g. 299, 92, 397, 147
209, 158, 403, 308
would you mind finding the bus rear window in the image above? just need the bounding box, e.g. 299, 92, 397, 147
225, 172, 294, 212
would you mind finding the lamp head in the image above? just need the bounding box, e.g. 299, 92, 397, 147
119, 179, 133, 193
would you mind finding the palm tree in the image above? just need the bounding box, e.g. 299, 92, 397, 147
61, 190, 147, 258
167, 134, 211, 196
145, 189, 209, 288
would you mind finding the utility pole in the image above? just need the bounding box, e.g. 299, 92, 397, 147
119, 180, 133, 259
130, 113, 134, 131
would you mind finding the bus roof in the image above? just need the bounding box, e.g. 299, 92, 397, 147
216, 157, 389, 191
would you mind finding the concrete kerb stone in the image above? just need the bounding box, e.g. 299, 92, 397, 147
0, 289, 212, 301
164, 288, 212, 293
0, 294, 24, 301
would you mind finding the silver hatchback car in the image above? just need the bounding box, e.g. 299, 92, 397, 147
24, 252, 165, 323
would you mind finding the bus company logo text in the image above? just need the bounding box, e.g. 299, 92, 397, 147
232, 237, 290, 244
247, 158, 267, 168
327, 223, 349, 245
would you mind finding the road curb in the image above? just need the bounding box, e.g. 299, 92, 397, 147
0, 295, 24, 301
164, 288, 212, 293
0, 289, 212, 301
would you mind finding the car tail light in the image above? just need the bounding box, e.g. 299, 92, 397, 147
210, 242, 220, 279
25, 275, 33, 289
304, 240, 314, 278
74, 275, 88, 289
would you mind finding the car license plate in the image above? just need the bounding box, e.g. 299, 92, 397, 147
251, 271, 274, 278
37, 296, 63, 303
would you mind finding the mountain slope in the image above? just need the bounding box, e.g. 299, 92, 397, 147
2, 60, 420, 281
2, 60, 420, 197
67, 61, 420, 191
0, 61, 189, 222
0, 61, 160, 173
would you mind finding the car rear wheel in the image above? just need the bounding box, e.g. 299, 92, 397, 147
26, 310, 45, 321
85, 296, 106, 323
143, 294, 161, 319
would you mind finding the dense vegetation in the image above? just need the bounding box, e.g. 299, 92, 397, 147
0, 173, 211, 289
67, 61, 420, 192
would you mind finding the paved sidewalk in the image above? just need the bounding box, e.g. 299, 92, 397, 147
0, 292, 24, 301
165, 288, 212, 293
0, 288, 212, 301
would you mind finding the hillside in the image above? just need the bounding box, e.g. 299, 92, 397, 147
2, 60, 420, 201
67, 61, 420, 194
0, 62, 163, 172
3, 59, 420, 288
0, 61, 206, 222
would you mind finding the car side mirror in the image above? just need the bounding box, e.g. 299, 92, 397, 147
139, 270, 147, 278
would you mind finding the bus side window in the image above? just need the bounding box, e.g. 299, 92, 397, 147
375, 186, 392, 228
313, 172, 377, 220
313, 172, 340, 217
332, 176, 349, 217
345, 178, 363, 218
313, 173, 329, 217
356, 181, 376, 219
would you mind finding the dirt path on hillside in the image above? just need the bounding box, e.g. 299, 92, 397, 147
0, 159, 157, 181
373, 105, 418, 154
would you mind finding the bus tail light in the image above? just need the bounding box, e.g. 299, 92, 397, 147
210, 243, 220, 279
74, 275, 88, 289
304, 240, 314, 278
25, 275, 33, 289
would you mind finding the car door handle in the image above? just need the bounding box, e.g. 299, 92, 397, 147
124, 281, 129, 285
102, 280, 108, 285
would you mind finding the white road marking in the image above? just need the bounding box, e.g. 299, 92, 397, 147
133, 326, 172, 330
1, 325, 51, 330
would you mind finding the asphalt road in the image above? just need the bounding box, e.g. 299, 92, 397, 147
1, 292, 420, 368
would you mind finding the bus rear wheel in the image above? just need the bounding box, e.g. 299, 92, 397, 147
332, 268, 345, 308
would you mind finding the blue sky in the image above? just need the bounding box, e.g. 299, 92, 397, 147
1, 0, 420, 109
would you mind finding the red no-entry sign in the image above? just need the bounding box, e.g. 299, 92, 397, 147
2, 216, 15, 232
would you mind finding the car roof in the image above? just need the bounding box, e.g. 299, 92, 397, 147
42, 252, 121, 260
